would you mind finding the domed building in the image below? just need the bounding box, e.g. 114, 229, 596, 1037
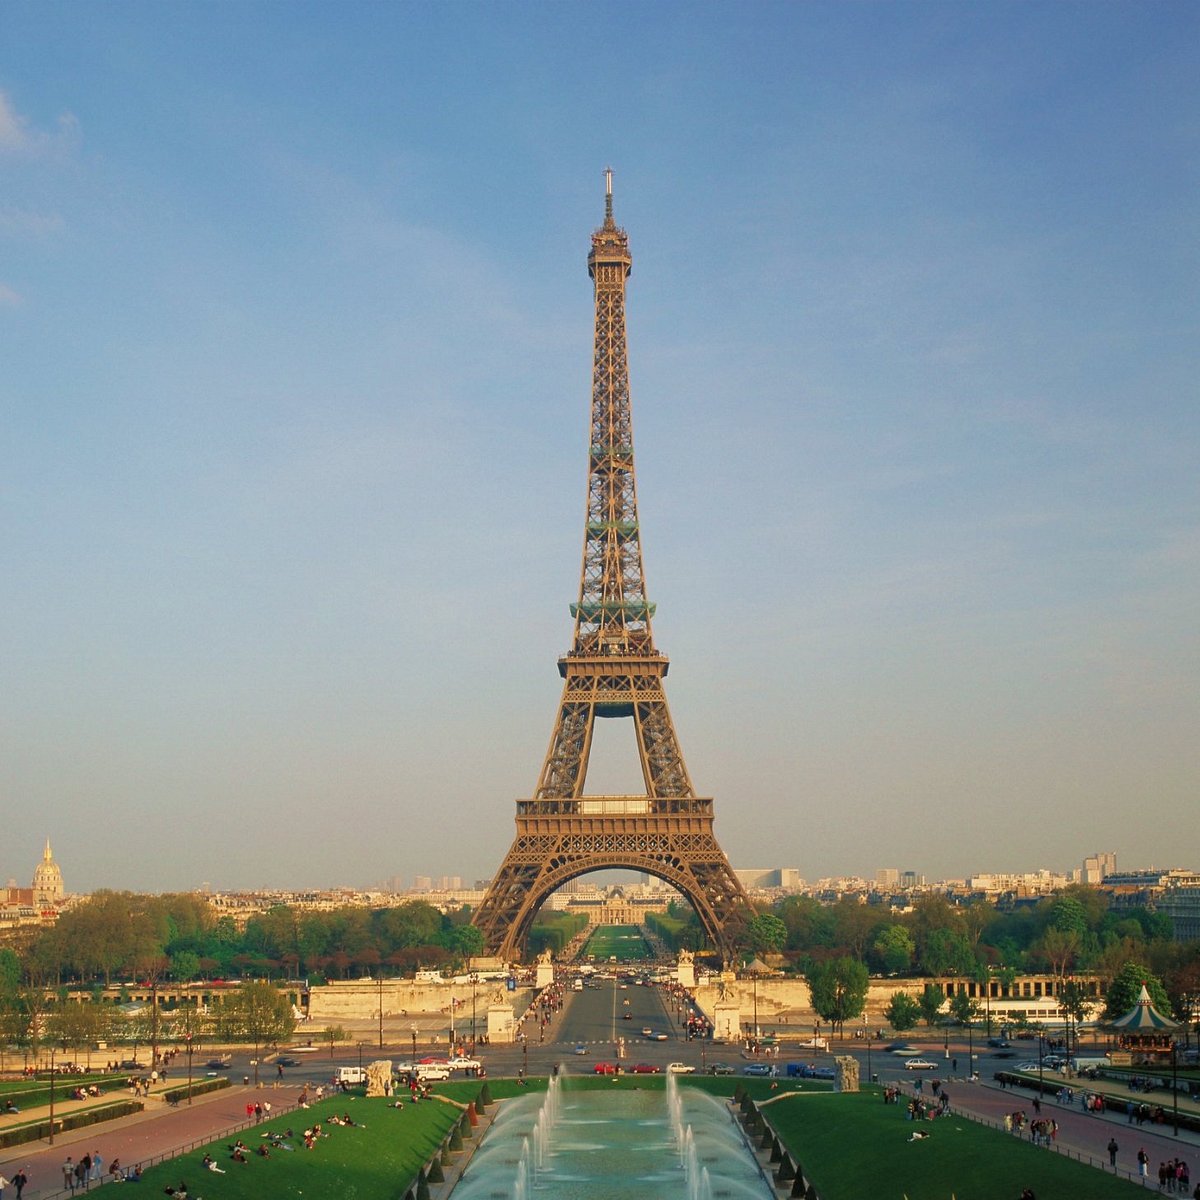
32, 839, 65, 906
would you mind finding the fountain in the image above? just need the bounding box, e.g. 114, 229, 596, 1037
451, 1071, 771, 1200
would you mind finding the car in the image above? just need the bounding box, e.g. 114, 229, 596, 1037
641, 1027, 654, 1037
888, 1045, 918, 1056
647, 1032, 668, 1041
204, 1058, 231, 1070
1015, 1062, 1041, 1072
415, 1064, 451, 1082
666, 1063, 695, 1074
904, 1058, 938, 1071
119, 1060, 146, 1070
631, 1063, 661, 1074
276, 1056, 301, 1067
707, 1062, 734, 1076
987, 1038, 1011, 1049
622, 1012, 632, 1020
993, 1050, 1015, 1059
446, 1057, 481, 1072
593, 1062, 617, 1074
573, 1044, 589, 1055
796, 1037, 828, 1050
742, 1063, 773, 1076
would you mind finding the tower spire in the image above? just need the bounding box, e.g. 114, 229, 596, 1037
604, 166, 615, 228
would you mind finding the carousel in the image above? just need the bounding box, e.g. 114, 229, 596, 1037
1104, 983, 1179, 1064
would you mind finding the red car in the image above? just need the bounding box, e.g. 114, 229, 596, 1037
631, 1063, 661, 1074
592, 1062, 617, 1074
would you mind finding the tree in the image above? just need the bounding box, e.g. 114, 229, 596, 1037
1037, 927, 1082, 979
918, 983, 946, 1028
1103, 963, 1172, 1020
805, 957, 869, 1035
919, 929, 975, 977
872, 925, 915, 975
746, 914, 788, 957
213, 981, 296, 1052
947, 991, 980, 1027
322, 1024, 348, 1057
884, 991, 922, 1032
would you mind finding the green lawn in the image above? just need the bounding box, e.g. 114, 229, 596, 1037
583, 925, 651, 961
761, 1087, 1147, 1200
136, 1092, 467, 1200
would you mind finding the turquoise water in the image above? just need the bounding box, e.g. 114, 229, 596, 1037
450, 1076, 772, 1200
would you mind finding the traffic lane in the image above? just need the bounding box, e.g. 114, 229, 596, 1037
557, 979, 675, 1046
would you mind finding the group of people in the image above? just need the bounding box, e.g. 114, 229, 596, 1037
0, 1168, 29, 1199
59, 1153, 138, 1191
1140, 1151, 1192, 1194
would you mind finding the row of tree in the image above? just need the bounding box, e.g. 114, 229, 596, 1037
15, 891, 487, 987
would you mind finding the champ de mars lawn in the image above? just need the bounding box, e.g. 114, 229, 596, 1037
134, 1077, 1146, 1200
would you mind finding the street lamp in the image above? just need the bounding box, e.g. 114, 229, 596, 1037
410, 1025, 418, 1071
867, 1037, 873, 1087
1172, 1040, 1179, 1136
1038, 1032, 1045, 1095
378, 976, 384, 1049
471, 970, 478, 1052
47, 1044, 57, 1146
522, 1038, 528, 1083
358, 1042, 363, 1071
185, 1034, 194, 1106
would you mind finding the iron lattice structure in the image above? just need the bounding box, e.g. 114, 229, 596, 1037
473, 173, 755, 962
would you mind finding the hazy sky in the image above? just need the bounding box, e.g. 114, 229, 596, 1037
2, 2, 1197, 895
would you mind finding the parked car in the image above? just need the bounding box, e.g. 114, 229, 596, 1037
742, 1063, 773, 1076
667, 1063, 695, 1074
904, 1058, 938, 1071
336, 1066, 368, 1085
707, 1062, 734, 1075
631, 1063, 661, 1074
785, 1063, 834, 1080
593, 1062, 617, 1075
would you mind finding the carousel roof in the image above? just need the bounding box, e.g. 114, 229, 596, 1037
1106, 984, 1179, 1033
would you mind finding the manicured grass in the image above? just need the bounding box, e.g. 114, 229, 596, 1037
762, 1087, 1147, 1200
0, 1073, 128, 1108
136, 1093, 467, 1200
582, 925, 651, 961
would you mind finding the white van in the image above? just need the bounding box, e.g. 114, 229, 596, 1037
336, 1066, 368, 1085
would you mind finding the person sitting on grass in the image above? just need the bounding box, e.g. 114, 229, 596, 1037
201, 1154, 224, 1174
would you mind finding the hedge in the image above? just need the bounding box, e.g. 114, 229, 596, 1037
0, 1099, 144, 1149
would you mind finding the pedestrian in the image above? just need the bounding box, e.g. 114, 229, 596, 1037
62, 1157, 75, 1194
0, 1171, 10, 1199
12, 1168, 27, 1200
1139, 1148, 1150, 1179
90, 1152, 103, 1183
1108, 1138, 1119, 1168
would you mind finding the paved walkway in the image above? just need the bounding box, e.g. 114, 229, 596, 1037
0, 1080, 308, 1199
914, 1071, 1200, 1186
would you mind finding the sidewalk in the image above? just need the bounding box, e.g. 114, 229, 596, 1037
0, 1080, 306, 1199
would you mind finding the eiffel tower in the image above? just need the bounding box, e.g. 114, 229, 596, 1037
472, 172, 755, 962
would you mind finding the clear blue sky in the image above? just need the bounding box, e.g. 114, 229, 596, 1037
2, 2, 1197, 894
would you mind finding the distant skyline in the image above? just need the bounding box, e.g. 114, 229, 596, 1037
3, 3, 1198, 894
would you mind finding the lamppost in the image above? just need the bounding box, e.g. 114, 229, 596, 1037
1038, 1032, 1045, 1096
358, 1042, 363, 1071
752, 972, 759, 1047
867, 1037, 873, 1086
410, 1025, 418, 1071
966, 1018, 973, 1080
522, 1038, 528, 1082
471, 970, 478, 1053
378, 976, 384, 1049
943, 1017, 950, 1060
47, 1043, 57, 1145
1172, 1040, 1179, 1136
185, 1033, 194, 1106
